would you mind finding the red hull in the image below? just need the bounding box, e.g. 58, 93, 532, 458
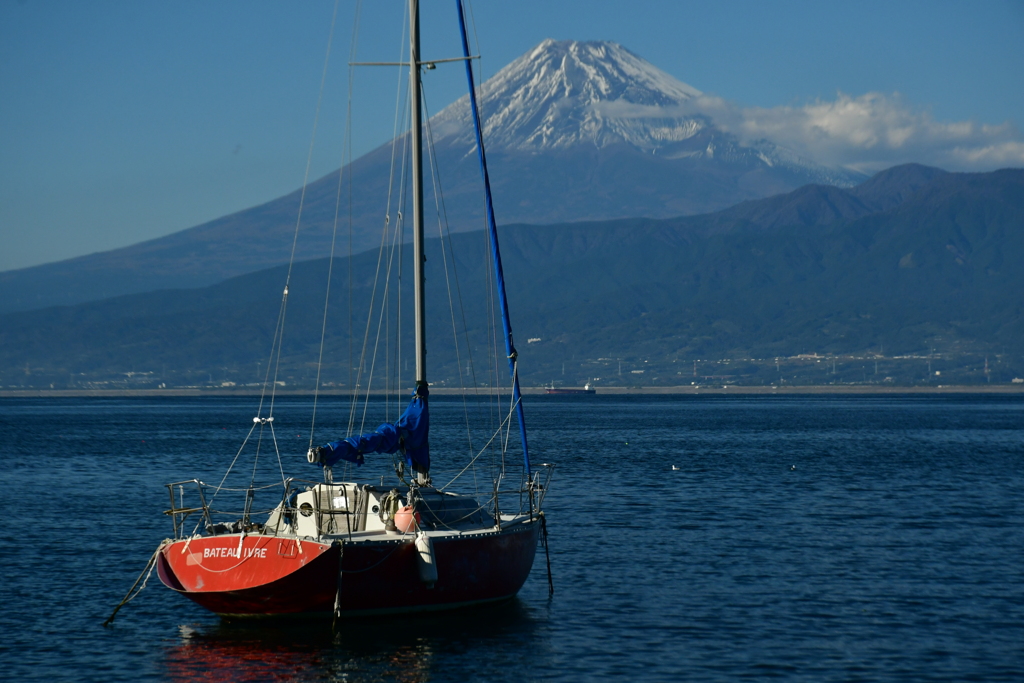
158, 520, 540, 617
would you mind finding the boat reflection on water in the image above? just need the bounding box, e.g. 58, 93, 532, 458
161, 599, 542, 682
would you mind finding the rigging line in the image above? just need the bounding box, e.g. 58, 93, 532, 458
393, 171, 405, 419
387, 5, 414, 420
390, 179, 408, 422
282, 0, 339, 293
346, 168, 400, 436
350, 100, 410, 437
382, 173, 405, 421
394, 132, 411, 410
254, 283, 289, 420
480, 232, 498, 476
386, 5, 408, 426
388, 11, 410, 424
310, 2, 362, 453
467, 0, 495, 456
348, 159, 408, 437
358, 202, 405, 434
495, 360, 523, 482
209, 420, 259, 507
466, 0, 484, 84
264, 1, 340, 424
462, 0, 498, 439
441, 210, 482, 400
415, 494, 496, 532
250, 422, 266, 491
486, 235, 502, 430
308, 158, 344, 447
264, 335, 287, 487
420, 85, 476, 457
347, 2, 364, 419
467, 6, 494, 467
393, 208, 404, 419
440, 395, 520, 491
268, 0, 340, 425
203, 480, 281, 494
263, 288, 291, 441
457, 0, 531, 475
385, 226, 390, 422
347, 16, 410, 436
476, 181, 499, 432
347, 220, 384, 436
421, 96, 480, 500
387, 201, 406, 422
270, 421, 286, 487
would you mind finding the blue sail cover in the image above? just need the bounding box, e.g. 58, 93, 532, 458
317, 388, 429, 472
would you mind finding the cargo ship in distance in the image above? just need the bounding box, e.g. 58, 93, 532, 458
545, 382, 596, 395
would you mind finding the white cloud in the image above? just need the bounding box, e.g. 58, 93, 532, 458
688, 92, 1024, 173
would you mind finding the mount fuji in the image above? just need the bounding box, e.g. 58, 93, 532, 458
432, 40, 851, 177
423, 39, 861, 222
1, 39, 866, 313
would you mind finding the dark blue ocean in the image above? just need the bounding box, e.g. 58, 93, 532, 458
1, 394, 1022, 682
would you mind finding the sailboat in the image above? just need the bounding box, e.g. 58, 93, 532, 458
153, 0, 551, 618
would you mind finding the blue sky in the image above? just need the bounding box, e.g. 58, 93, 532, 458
2, 0, 1023, 271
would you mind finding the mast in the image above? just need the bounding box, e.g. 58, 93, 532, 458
409, 0, 429, 483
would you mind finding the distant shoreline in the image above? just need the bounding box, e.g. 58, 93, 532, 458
2, 385, 1023, 398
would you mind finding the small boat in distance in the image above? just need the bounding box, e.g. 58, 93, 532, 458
546, 382, 596, 395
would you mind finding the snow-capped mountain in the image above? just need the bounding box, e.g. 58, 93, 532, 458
430, 39, 858, 186
432, 39, 702, 151
0, 39, 869, 313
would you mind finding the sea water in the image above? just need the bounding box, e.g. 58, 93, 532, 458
1, 394, 1022, 681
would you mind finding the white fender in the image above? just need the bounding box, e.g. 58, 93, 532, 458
415, 531, 437, 587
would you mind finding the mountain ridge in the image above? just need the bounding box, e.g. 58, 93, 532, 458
3, 166, 1021, 387
0, 38, 867, 313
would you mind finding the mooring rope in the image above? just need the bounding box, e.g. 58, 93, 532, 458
102, 541, 166, 626
540, 511, 554, 596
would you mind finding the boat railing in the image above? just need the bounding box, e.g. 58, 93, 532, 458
475, 463, 554, 525
164, 477, 367, 540
529, 463, 555, 513
163, 479, 291, 540
507, 463, 555, 520
164, 473, 553, 540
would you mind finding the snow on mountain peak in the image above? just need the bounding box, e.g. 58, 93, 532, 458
431, 39, 706, 152
429, 39, 860, 187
